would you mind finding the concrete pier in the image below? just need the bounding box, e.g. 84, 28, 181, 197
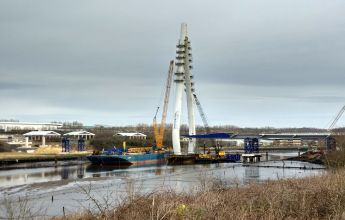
242, 154, 262, 163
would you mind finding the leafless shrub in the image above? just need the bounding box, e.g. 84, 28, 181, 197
61, 169, 345, 219
73, 180, 122, 219
0, 194, 46, 220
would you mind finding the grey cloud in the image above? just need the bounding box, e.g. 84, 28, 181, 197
0, 0, 345, 127
297, 96, 345, 103
0, 81, 40, 90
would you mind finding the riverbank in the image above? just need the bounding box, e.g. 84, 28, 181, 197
58, 169, 345, 220
286, 150, 345, 168
0, 159, 322, 217
0, 151, 91, 166
286, 151, 325, 165
229, 145, 309, 151
0, 147, 302, 168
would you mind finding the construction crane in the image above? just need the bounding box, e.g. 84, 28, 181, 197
193, 94, 220, 154
328, 105, 345, 131
153, 60, 174, 148
193, 94, 210, 134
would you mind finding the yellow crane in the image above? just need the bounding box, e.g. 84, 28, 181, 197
153, 60, 174, 148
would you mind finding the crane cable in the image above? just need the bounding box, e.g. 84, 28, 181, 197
327, 105, 345, 131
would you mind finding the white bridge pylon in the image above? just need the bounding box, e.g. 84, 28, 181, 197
172, 23, 196, 155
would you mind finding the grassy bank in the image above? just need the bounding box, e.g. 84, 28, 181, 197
56, 169, 345, 220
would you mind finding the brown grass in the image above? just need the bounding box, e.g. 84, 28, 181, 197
57, 169, 345, 220
325, 135, 345, 169
325, 150, 345, 169
0, 151, 91, 160
34, 146, 62, 155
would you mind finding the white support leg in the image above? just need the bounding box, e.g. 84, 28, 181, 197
42, 136, 46, 147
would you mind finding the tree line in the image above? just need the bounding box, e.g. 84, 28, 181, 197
88, 123, 330, 150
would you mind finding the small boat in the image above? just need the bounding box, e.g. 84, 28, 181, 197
87, 148, 166, 167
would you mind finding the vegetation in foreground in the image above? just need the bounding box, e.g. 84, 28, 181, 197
53, 136, 345, 219
55, 169, 345, 220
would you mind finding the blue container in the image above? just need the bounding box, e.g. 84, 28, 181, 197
225, 153, 241, 162
244, 138, 259, 153
62, 137, 70, 152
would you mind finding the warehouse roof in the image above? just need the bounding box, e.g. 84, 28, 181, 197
182, 133, 232, 139
63, 131, 95, 136
23, 131, 61, 136
116, 132, 147, 137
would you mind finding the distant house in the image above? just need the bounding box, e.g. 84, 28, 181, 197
116, 132, 147, 140
63, 131, 95, 140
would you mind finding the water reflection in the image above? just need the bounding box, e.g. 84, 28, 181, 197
153, 167, 160, 175
0, 153, 322, 189
86, 164, 131, 173
92, 173, 101, 178
77, 165, 84, 179
61, 167, 69, 179
244, 166, 260, 184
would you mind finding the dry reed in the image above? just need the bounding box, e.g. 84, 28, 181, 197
57, 169, 345, 220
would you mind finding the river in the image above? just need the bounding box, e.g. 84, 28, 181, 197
0, 151, 325, 218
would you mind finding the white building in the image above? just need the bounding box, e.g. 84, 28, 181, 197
220, 139, 274, 147
116, 132, 147, 140
0, 122, 62, 132
63, 131, 95, 140
23, 131, 61, 147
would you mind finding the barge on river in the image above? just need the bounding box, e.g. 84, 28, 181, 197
87, 148, 166, 167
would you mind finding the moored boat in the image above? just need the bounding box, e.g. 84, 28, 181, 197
87, 148, 166, 167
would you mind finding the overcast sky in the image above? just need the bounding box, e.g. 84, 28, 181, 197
1, 0, 345, 128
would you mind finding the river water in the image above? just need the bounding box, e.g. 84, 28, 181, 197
0, 151, 325, 218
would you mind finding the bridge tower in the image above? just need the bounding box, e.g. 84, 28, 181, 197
172, 23, 196, 155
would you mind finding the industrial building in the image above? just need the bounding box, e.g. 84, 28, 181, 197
0, 122, 62, 132
23, 131, 61, 147
3, 130, 95, 148
116, 132, 147, 140
63, 131, 95, 140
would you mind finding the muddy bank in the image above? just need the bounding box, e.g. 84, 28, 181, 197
286, 151, 324, 165
0, 152, 91, 168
